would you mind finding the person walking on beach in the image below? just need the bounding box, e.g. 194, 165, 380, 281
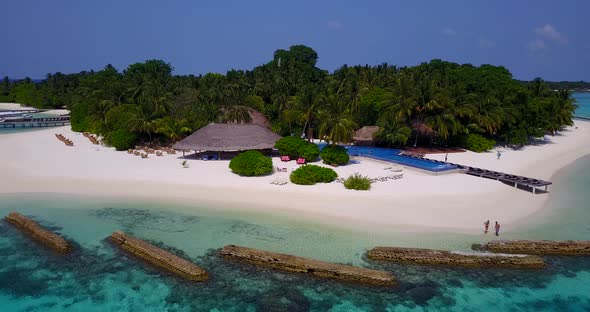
444, 153, 448, 162
494, 221, 501, 236
483, 220, 490, 234
496, 151, 502, 160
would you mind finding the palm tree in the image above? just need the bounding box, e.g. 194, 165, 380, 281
153, 117, 191, 141
284, 86, 320, 139
384, 72, 417, 121
129, 103, 157, 140
472, 94, 505, 135
425, 108, 458, 141
375, 113, 412, 146
316, 83, 357, 144
222, 105, 252, 123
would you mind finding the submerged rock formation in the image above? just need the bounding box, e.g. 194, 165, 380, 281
368, 246, 544, 269
4, 212, 72, 254
484, 240, 590, 255
220, 244, 395, 286
109, 231, 208, 282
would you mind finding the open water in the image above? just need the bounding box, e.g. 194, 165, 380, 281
573, 92, 590, 118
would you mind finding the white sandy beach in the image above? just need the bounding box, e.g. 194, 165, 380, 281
1, 101, 589, 233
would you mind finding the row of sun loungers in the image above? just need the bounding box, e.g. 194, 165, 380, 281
128, 149, 150, 158
135, 146, 176, 155
383, 166, 403, 173
82, 132, 99, 145
55, 133, 73, 146
270, 178, 289, 185
127, 146, 176, 159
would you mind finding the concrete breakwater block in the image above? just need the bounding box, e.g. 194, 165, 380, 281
368, 246, 544, 269
109, 231, 209, 282
484, 240, 590, 255
220, 244, 395, 286
5, 212, 73, 254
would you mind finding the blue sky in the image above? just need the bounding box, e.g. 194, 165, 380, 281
1, 0, 588, 80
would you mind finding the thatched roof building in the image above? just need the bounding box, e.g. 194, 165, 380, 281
412, 122, 437, 136
173, 123, 281, 152
353, 126, 380, 145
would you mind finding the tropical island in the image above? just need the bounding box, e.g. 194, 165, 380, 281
0, 45, 588, 231
0, 45, 578, 150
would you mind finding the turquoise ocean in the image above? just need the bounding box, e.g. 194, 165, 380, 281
573, 92, 590, 118
1, 95, 589, 311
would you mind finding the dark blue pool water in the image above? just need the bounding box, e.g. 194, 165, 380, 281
318, 143, 458, 172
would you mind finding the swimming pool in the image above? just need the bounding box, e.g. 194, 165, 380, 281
317, 143, 458, 172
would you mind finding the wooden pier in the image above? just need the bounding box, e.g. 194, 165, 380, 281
403, 154, 552, 194
462, 167, 552, 194
0, 116, 70, 128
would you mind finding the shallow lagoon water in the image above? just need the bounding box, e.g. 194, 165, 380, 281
0, 154, 589, 311
573, 92, 590, 118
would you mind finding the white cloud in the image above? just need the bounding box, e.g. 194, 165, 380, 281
528, 39, 546, 52
327, 20, 343, 30
534, 24, 567, 44
479, 38, 495, 49
441, 27, 456, 36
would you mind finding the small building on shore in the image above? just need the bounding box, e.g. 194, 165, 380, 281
353, 126, 380, 146
173, 123, 282, 159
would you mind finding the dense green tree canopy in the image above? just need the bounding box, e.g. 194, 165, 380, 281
3, 45, 578, 150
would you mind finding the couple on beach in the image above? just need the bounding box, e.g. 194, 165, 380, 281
483, 220, 500, 236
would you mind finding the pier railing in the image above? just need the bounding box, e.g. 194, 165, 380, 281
0, 116, 70, 128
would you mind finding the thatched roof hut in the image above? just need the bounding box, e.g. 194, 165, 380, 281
248, 108, 272, 128
412, 122, 437, 136
353, 126, 380, 145
173, 123, 282, 152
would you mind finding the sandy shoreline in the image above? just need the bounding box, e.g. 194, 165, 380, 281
1, 115, 589, 233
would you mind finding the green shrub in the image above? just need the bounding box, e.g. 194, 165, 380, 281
274, 136, 302, 157
320, 145, 349, 166
274, 136, 319, 162
503, 129, 528, 147
299, 143, 320, 161
229, 150, 273, 176
290, 165, 338, 185
343, 173, 372, 191
108, 129, 137, 151
464, 134, 496, 153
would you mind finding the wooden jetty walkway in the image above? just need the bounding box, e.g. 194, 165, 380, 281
0, 116, 70, 128
401, 154, 552, 194
462, 166, 552, 193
